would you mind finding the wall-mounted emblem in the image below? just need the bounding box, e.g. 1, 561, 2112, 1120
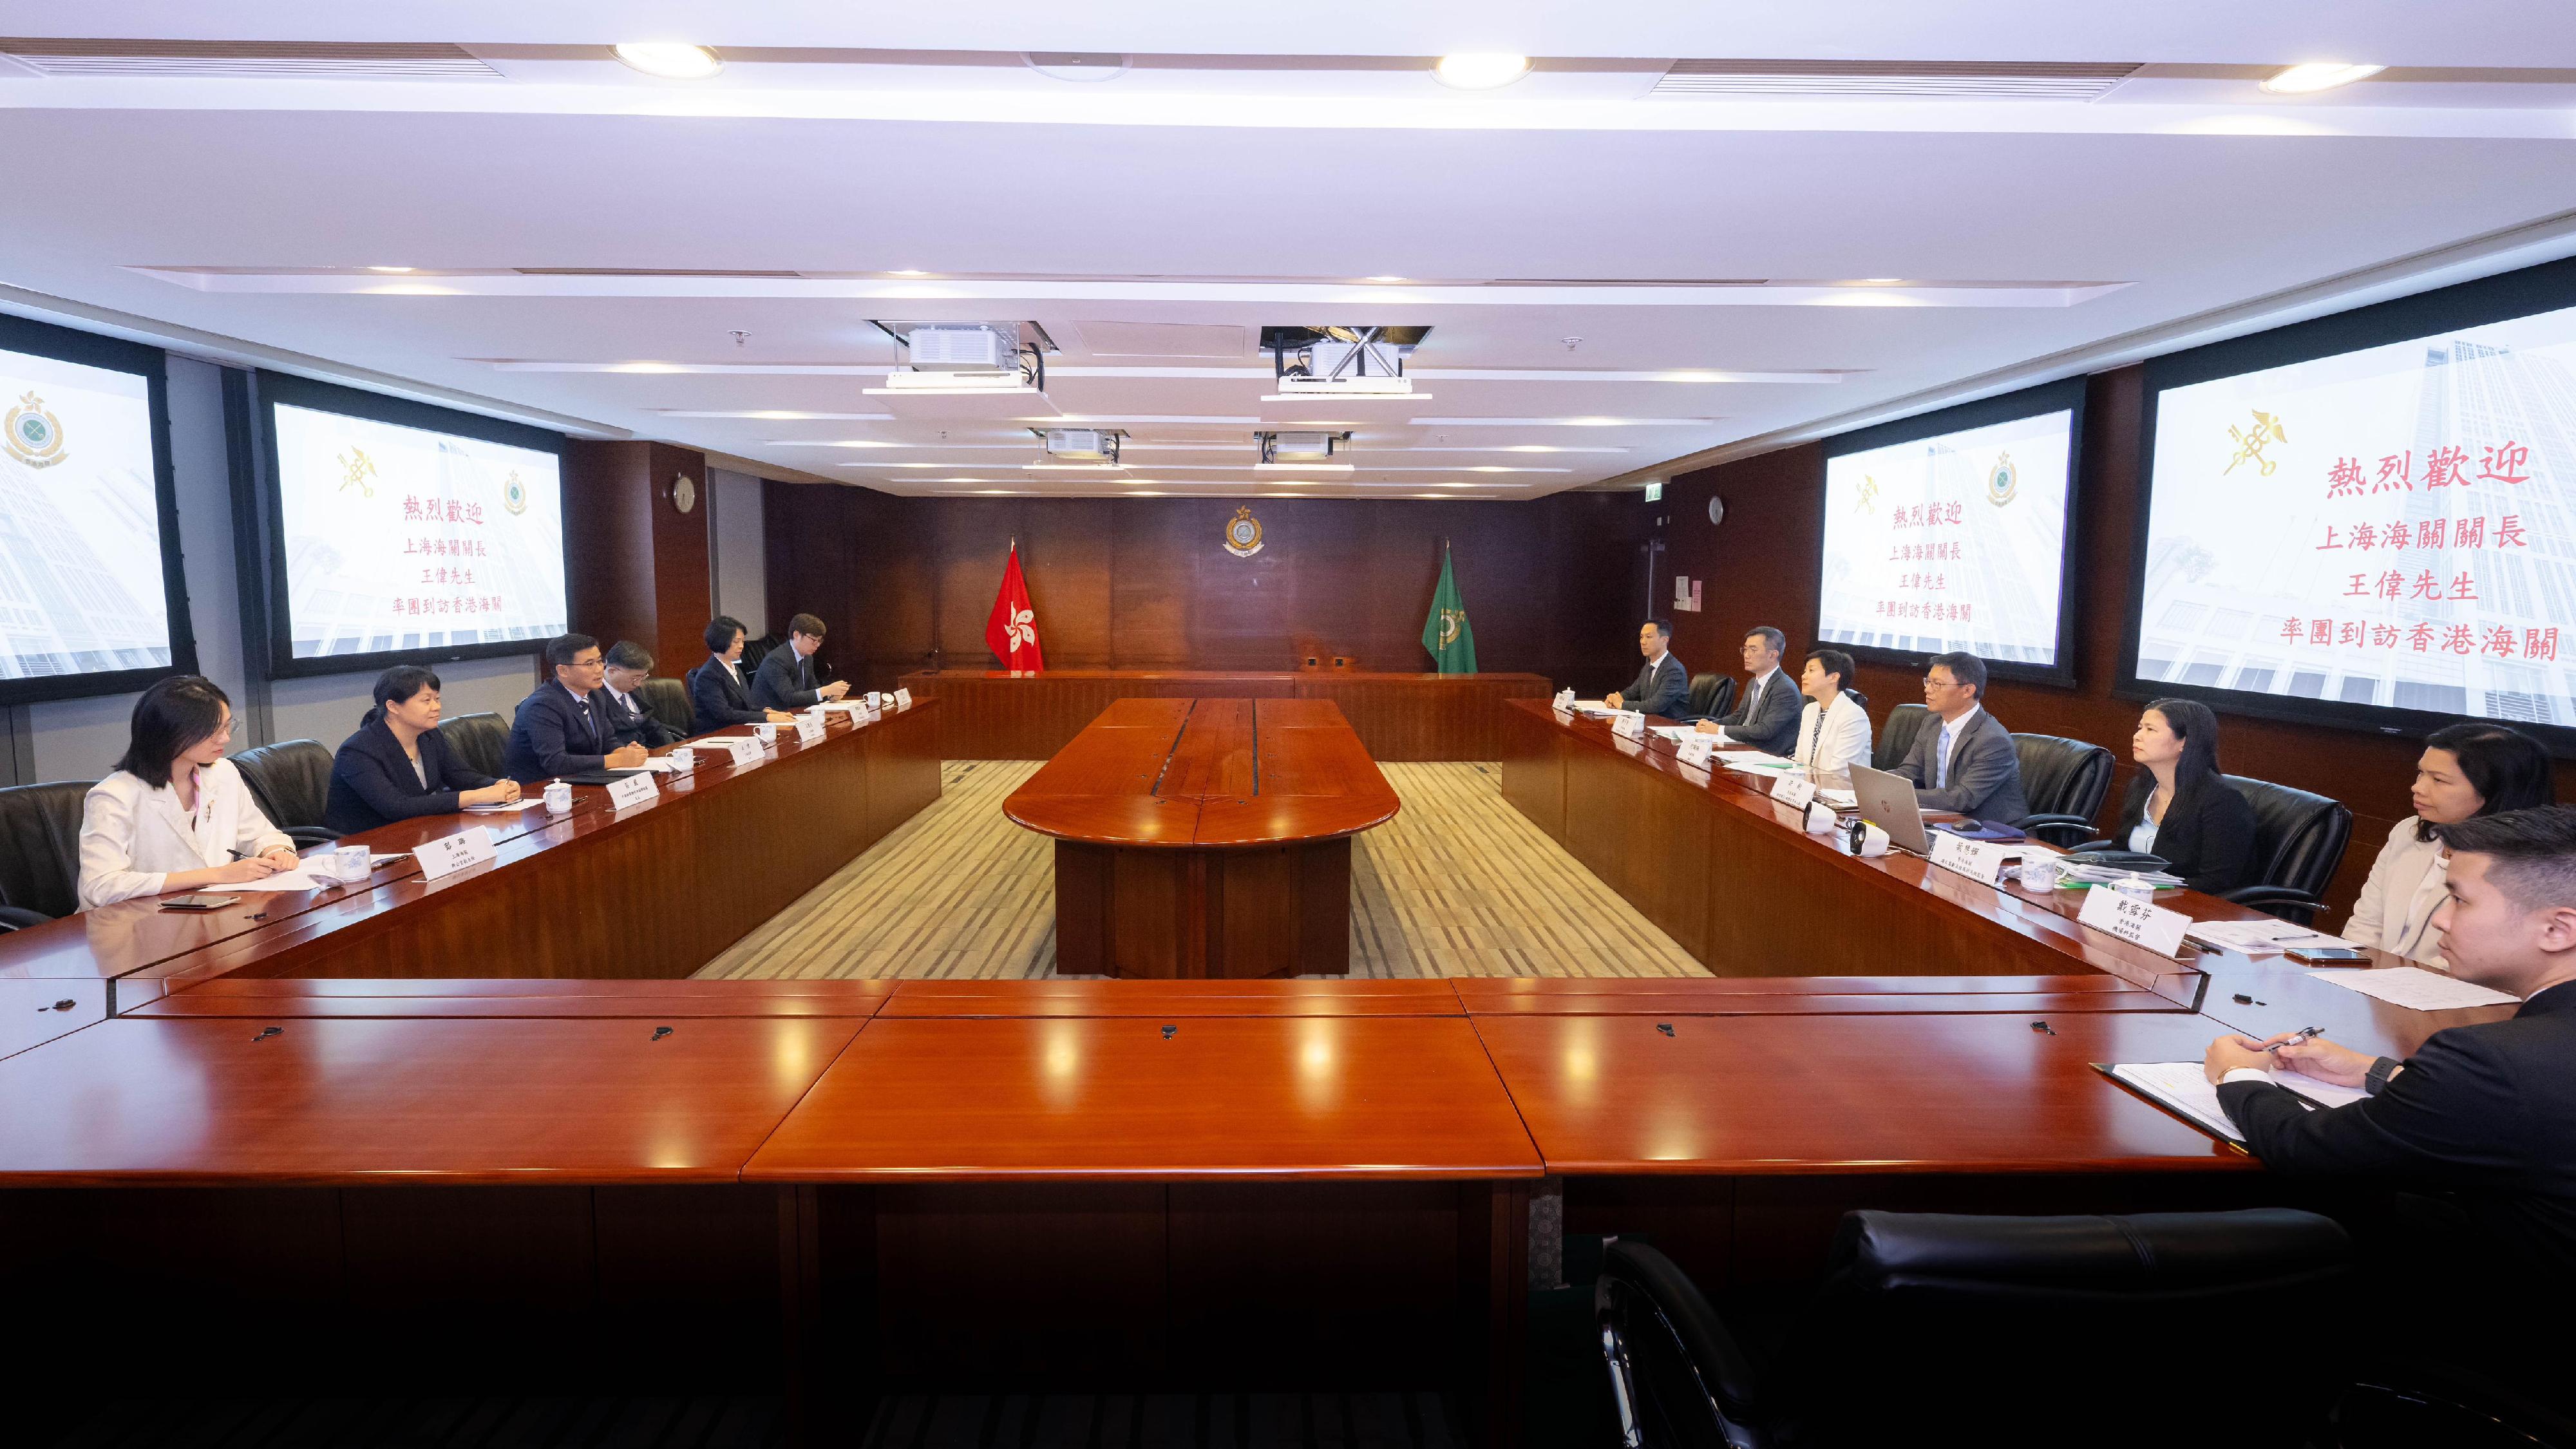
5, 392, 66, 469
1222, 504, 1265, 558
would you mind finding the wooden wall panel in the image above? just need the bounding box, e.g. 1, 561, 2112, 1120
1661, 365, 2576, 924
564, 439, 714, 679
762, 486, 1647, 693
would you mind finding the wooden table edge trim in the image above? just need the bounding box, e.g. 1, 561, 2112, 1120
737, 1163, 1549, 1183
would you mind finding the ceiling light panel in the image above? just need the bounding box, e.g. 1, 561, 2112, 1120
1653, 59, 2140, 100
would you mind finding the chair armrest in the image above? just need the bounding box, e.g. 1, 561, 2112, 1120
2019, 813, 2097, 848
282, 825, 341, 849
2224, 886, 2325, 925
0, 905, 54, 933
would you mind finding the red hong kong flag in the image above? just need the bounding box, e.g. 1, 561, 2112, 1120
984, 543, 1046, 670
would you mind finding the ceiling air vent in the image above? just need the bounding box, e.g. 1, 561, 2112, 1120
1653, 60, 2140, 101
0, 39, 502, 79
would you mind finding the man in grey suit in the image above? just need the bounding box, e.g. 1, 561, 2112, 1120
1604, 619, 1689, 719
1891, 650, 2030, 825
752, 612, 853, 712
1695, 625, 1801, 755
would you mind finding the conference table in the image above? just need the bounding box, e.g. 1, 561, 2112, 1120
0, 688, 2519, 1447
1004, 697, 1401, 977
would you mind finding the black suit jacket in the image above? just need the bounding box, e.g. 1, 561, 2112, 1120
602, 687, 682, 750
1615, 654, 1689, 719
2113, 770, 2258, 894
1890, 706, 2032, 825
752, 645, 824, 711
323, 715, 500, 835
689, 656, 768, 734
504, 683, 616, 782
1712, 668, 1801, 756
2219, 981, 2576, 1287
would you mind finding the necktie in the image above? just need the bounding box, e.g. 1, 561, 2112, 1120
1937, 723, 1955, 789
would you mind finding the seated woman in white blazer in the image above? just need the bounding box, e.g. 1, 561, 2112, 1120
2345, 721, 2553, 965
77, 675, 301, 911
1787, 647, 1873, 779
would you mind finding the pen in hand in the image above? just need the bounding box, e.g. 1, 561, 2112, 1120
2261, 1026, 2324, 1054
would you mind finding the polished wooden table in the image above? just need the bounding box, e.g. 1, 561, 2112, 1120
1005, 697, 1400, 978
900, 668, 1551, 762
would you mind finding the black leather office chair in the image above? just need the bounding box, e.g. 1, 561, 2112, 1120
1872, 701, 1929, 772
638, 677, 694, 739
1597, 1209, 2353, 1449
439, 712, 510, 781
1681, 672, 1736, 724
744, 633, 782, 672
2074, 774, 2353, 923
0, 780, 92, 931
2012, 732, 2116, 848
2219, 775, 2354, 925
228, 739, 339, 848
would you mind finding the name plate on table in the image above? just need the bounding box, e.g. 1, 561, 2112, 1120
1673, 734, 1718, 769
1770, 773, 1818, 810
1611, 711, 1647, 740
894, 687, 913, 709
416, 825, 499, 882
605, 771, 659, 811
1928, 831, 2023, 887
2077, 884, 2193, 958
793, 714, 825, 744
710, 737, 763, 767
1553, 688, 1575, 709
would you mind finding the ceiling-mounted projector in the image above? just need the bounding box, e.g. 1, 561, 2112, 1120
907, 324, 1018, 372
1038, 427, 1123, 464
1262, 325, 1430, 401
864, 320, 1049, 397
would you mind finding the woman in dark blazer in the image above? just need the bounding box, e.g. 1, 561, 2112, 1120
2114, 697, 2258, 894
323, 666, 522, 835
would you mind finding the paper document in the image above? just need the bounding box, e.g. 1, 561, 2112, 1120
2058, 860, 2186, 889
2108, 1061, 2367, 1143
1647, 724, 1697, 742
1719, 751, 1795, 773
2308, 967, 2518, 1010
2183, 920, 2360, 954
633, 758, 683, 773
223, 869, 336, 893
1817, 788, 1857, 808
464, 799, 543, 813
1569, 701, 1615, 715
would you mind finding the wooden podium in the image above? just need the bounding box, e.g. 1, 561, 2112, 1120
1004, 697, 1400, 978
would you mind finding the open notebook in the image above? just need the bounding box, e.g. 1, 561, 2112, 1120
2103, 1061, 2367, 1144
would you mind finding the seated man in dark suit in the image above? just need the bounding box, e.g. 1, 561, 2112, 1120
2206, 805, 2576, 1406
690, 615, 793, 735
1694, 625, 1801, 755
600, 640, 683, 750
504, 633, 650, 783
752, 611, 853, 712
1602, 618, 1688, 719
1888, 650, 2029, 825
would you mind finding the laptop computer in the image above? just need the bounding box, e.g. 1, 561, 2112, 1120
1847, 762, 1934, 855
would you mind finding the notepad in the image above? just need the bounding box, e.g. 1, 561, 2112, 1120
1719, 752, 1795, 773
2183, 921, 2360, 954
223, 869, 334, 893
2308, 967, 2518, 1010
2106, 1061, 2367, 1144
463, 799, 543, 813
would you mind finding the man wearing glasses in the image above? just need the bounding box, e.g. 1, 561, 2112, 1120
504, 633, 651, 782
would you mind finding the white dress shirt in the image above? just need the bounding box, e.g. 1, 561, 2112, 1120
77, 759, 293, 910
2344, 817, 2452, 966
1934, 704, 1984, 790
1790, 691, 1872, 776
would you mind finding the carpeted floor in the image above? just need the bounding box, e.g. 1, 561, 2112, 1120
694, 761, 1708, 981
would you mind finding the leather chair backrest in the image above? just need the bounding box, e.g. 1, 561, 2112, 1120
228, 739, 336, 831
1769, 1209, 2354, 1444
0, 780, 94, 920
2224, 773, 2355, 900
1685, 672, 1735, 721
2012, 732, 2115, 824
439, 712, 509, 780
638, 678, 694, 737
1874, 702, 1931, 772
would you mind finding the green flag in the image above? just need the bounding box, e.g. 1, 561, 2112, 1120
1421, 545, 1477, 674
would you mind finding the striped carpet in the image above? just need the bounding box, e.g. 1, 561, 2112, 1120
694, 761, 1709, 981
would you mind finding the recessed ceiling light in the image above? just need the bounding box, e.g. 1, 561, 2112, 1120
1434, 53, 1533, 90
366, 265, 414, 274
2260, 62, 2384, 95
613, 43, 724, 79
1364, 276, 1408, 283
1026, 52, 1131, 82
888, 269, 930, 277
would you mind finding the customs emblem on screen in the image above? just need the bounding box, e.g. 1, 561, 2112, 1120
1985, 452, 2018, 507
1222, 504, 1264, 558
502, 469, 529, 515
5, 391, 66, 469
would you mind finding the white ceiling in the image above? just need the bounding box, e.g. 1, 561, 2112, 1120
5, 4, 2576, 499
